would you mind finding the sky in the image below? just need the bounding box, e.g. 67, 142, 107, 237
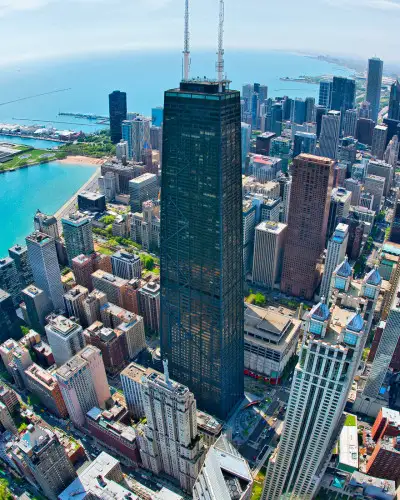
0, 0, 399, 66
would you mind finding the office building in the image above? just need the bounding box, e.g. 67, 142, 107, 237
83, 321, 129, 375
0, 257, 21, 307
384, 134, 400, 167
305, 96, 315, 122
109, 90, 127, 144
320, 223, 349, 300
16, 425, 77, 499
263, 299, 366, 499
61, 211, 94, 265
26, 231, 64, 311
33, 210, 59, 240
193, 435, 253, 500
63, 285, 89, 324
243, 201, 256, 275
365, 174, 385, 212
356, 118, 375, 145
270, 136, 291, 172
282, 96, 293, 120
344, 177, 362, 205
82, 289, 107, 325
25, 364, 68, 418
111, 250, 141, 280
293, 131, 316, 157
388, 80, 400, 121
241, 122, 252, 169
326, 187, 351, 240
372, 125, 388, 160
77, 191, 106, 213
255, 131, 275, 157
56, 345, 110, 427
315, 105, 327, 138
389, 199, 400, 244
129, 173, 158, 213
270, 103, 282, 136
160, 79, 244, 420
196, 412, 223, 447
319, 111, 341, 160
0, 338, 19, 372
366, 437, 400, 482
138, 362, 206, 493
21, 285, 51, 334
331, 76, 356, 116
120, 363, 158, 419
366, 58, 384, 123
360, 191, 374, 211
293, 98, 306, 124
71, 254, 95, 291
249, 154, 282, 183
252, 221, 287, 289
0, 401, 17, 434
367, 159, 393, 197
101, 158, 145, 195
115, 139, 128, 160
281, 154, 334, 299
8, 244, 33, 290
98, 171, 117, 201
0, 290, 20, 342
0, 384, 18, 413
130, 200, 160, 251
91, 269, 128, 307
152, 106, 164, 127
319, 80, 332, 109
277, 172, 292, 224
244, 303, 301, 381
9, 344, 32, 389
138, 281, 160, 333
122, 115, 151, 161
343, 108, 358, 137
45, 314, 85, 366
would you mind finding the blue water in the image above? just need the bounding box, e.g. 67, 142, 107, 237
0, 162, 96, 257
0, 134, 64, 149
0, 51, 353, 132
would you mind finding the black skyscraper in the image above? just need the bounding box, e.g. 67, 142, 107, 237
331, 77, 356, 115
366, 57, 383, 123
388, 80, 400, 121
160, 80, 244, 419
109, 90, 127, 144
0, 290, 20, 342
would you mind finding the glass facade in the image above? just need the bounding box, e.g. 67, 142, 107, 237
160, 81, 244, 419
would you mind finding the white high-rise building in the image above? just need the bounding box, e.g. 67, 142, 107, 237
55, 345, 110, 427
26, 231, 64, 311
277, 172, 292, 224
320, 223, 349, 301
138, 360, 206, 493
116, 140, 128, 160
262, 298, 367, 499
252, 221, 287, 289
371, 125, 388, 160
45, 314, 85, 366
120, 362, 159, 419
193, 435, 253, 500
343, 109, 357, 137
319, 111, 341, 160
61, 211, 94, 265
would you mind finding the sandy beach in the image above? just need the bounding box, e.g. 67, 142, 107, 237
59, 155, 105, 166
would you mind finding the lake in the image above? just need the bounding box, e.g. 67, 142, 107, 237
0, 134, 64, 150
0, 161, 97, 257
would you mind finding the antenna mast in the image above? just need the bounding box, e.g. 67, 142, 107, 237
216, 0, 225, 91
183, 0, 190, 81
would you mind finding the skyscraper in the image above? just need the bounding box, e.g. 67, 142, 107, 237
109, 90, 127, 144
0, 290, 20, 342
160, 78, 244, 419
366, 57, 383, 123
122, 115, 151, 161
280, 154, 334, 300
372, 125, 389, 160
26, 231, 64, 311
45, 314, 85, 366
319, 110, 341, 160
8, 244, 33, 290
0, 257, 21, 307
331, 76, 356, 116
319, 80, 332, 109
326, 187, 351, 241
320, 223, 349, 300
21, 285, 52, 334
241, 122, 252, 170
305, 96, 315, 122
388, 80, 400, 121
61, 211, 94, 265
293, 131, 316, 157
315, 105, 327, 138
343, 108, 358, 137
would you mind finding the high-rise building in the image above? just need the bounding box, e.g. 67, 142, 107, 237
109, 90, 127, 144
71, 253, 95, 291
293, 98, 306, 124
115, 139, 128, 160
91, 270, 128, 308
55, 345, 110, 427
384, 134, 400, 167
45, 314, 85, 366
138, 281, 160, 334
241, 122, 252, 169
129, 173, 158, 213
326, 187, 351, 241
98, 171, 117, 201
366, 57, 384, 123
277, 172, 292, 224
319, 110, 341, 160
0, 290, 20, 342
252, 221, 287, 289
25, 364, 68, 418
16, 424, 77, 499
319, 80, 332, 109
138, 361, 206, 493
344, 177, 362, 206
61, 211, 94, 265
193, 435, 253, 500
152, 106, 164, 127
343, 108, 358, 137
120, 362, 158, 419
0, 257, 21, 307
130, 200, 160, 251
77, 191, 106, 213
364, 174, 385, 212
8, 244, 33, 290
160, 79, 244, 419
388, 80, 400, 121
26, 232, 64, 311
356, 117, 375, 145
293, 131, 316, 157
122, 116, 151, 161
281, 154, 334, 299
255, 131, 276, 157
82, 289, 107, 325
21, 285, 52, 334
367, 159, 393, 197
111, 250, 142, 280
305, 96, 315, 122
320, 223, 349, 300
315, 105, 327, 138
372, 125, 388, 160
263, 299, 366, 499
331, 76, 356, 116
270, 136, 291, 172
63, 285, 89, 324
33, 210, 59, 240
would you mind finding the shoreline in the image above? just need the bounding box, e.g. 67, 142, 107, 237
58, 155, 105, 166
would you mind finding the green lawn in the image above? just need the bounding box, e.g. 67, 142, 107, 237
96, 246, 113, 256
344, 414, 357, 426
0, 148, 66, 171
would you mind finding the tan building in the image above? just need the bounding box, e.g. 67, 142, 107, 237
91, 269, 129, 307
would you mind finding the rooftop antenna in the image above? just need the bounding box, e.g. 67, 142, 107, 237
183, 0, 190, 81
216, 0, 225, 92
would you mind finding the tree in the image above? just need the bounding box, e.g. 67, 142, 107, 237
0, 481, 13, 500
100, 215, 116, 225
254, 292, 266, 307
21, 325, 30, 336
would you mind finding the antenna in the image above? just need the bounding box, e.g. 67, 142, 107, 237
216, 0, 224, 91
183, 0, 190, 81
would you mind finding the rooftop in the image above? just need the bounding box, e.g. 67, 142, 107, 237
120, 362, 159, 383
338, 413, 358, 472
92, 269, 128, 287
78, 191, 105, 201
22, 285, 43, 298
61, 211, 92, 226
129, 172, 157, 184
26, 231, 52, 245
0, 257, 14, 268
46, 315, 81, 337
25, 364, 57, 389
256, 221, 287, 234
197, 411, 223, 436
